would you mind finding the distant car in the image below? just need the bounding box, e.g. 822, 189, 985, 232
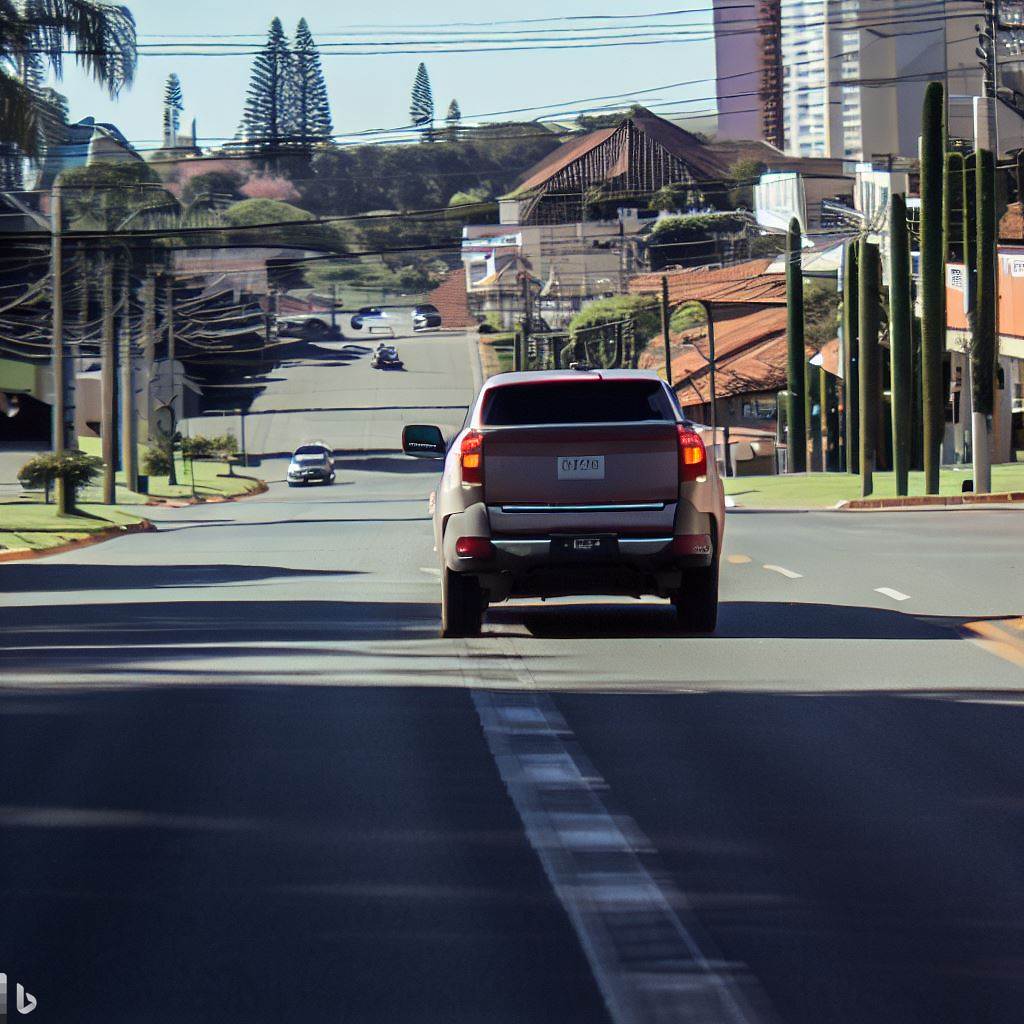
350, 307, 393, 335
371, 345, 404, 370
287, 442, 336, 486
277, 313, 335, 341
412, 304, 442, 331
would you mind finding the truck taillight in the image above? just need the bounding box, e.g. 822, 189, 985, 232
460, 430, 484, 485
677, 426, 707, 482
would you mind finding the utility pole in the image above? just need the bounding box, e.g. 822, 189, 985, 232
119, 265, 138, 493
100, 252, 116, 504
166, 275, 178, 486
330, 283, 338, 334
50, 181, 73, 514
660, 275, 672, 386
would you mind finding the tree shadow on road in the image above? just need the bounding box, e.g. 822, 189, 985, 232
0, 564, 364, 593
0, 681, 604, 1024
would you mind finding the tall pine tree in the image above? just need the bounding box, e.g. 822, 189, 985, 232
163, 73, 184, 147
410, 63, 434, 133
445, 98, 461, 141
291, 19, 332, 150
238, 18, 293, 157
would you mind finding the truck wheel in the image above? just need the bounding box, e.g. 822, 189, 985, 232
672, 558, 719, 634
441, 567, 483, 638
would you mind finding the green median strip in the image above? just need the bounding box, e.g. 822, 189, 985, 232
724, 465, 1024, 509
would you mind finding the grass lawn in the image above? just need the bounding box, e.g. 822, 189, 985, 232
0, 501, 145, 554
479, 333, 514, 378
2, 441, 265, 553
725, 464, 1024, 509
74, 438, 262, 504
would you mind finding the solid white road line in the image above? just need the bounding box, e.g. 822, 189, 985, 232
875, 587, 911, 602
419, 566, 440, 576
763, 564, 803, 579
471, 686, 763, 1024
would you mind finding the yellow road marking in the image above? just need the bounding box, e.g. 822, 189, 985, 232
962, 620, 1024, 671
726, 554, 752, 564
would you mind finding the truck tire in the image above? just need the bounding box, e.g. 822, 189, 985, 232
672, 557, 719, 634
441, 567, 483, 638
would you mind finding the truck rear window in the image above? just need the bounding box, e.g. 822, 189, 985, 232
481, 381, 676, 426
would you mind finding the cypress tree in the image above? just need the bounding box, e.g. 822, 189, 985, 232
785, 218, 807, 472
806, 361, 822, 471
858, 241, 881, 497
972, 147, 997, 493
889, 194, 913, 496
163, 73, 184, 146
238, 18, 293, 156
410, 63, 434, 133
919, 81, 946, 494
843, 239, 859, 473
292, 19, 333, 150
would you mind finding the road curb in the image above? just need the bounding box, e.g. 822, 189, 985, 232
0, 517, 156, 563
144, 477, 268, 508
837, 491, 1024, 511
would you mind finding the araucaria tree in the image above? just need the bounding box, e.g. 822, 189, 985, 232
163, 73, 184, 147
445, 99, 461, 141
238, 17, 294, 156
410, 63, 434, 133
292, 18, 332, 150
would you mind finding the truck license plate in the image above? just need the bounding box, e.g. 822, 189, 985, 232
557, 455, 605, 480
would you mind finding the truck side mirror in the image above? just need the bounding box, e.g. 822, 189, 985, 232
402, 424, 446, 459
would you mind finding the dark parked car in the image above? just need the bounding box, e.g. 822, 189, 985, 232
277, 313, 335, 341
412, 304, 442, 331
287, 442, 336, 486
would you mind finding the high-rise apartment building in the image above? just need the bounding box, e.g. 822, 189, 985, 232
715, 0, 982, 158
713, 0, 784, 148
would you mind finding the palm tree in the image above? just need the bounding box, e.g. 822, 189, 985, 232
0, 1, 137, 161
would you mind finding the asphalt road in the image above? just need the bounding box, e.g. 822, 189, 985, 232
2, 326, 1024, 1023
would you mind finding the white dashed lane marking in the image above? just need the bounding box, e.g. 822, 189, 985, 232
875, 587, 911, 602
763, 564, 803, 580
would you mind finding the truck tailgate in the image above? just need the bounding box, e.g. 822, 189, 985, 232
482, 424, 678, 506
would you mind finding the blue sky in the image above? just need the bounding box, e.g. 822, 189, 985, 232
52, 0, 718, 150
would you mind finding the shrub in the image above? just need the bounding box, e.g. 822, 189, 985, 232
181, 433, 238, 461
142, 442, 173, 476
18, 450, 103, 503
569, 294, 661, 345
